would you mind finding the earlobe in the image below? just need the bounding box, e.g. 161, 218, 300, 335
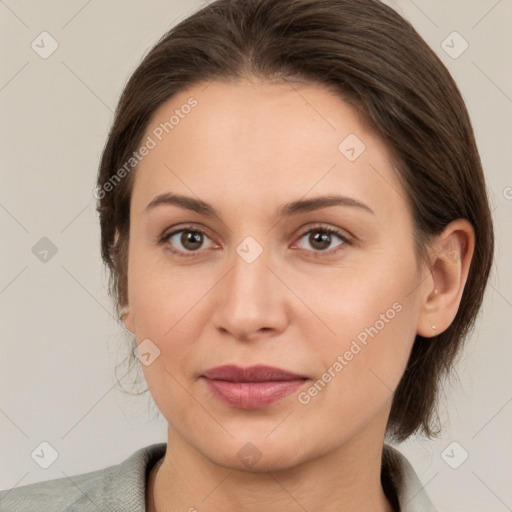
417, 219, 475, 338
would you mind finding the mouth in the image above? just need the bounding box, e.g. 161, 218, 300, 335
200, 364, 310, 409
202, 364, 308, 382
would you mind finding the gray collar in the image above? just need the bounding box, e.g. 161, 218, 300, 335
0, 442, 438, 511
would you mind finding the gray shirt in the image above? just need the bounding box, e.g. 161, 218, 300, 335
0, 443, 438, 511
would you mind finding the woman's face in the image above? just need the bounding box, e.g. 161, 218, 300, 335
124, 79, 429, 470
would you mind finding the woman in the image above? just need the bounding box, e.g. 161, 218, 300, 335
0, 0, 494, 510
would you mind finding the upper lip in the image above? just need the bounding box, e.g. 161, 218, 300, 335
201, 365, 308, 382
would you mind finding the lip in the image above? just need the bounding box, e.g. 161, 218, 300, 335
202, 364, 308, 382
201, 365, 309, 409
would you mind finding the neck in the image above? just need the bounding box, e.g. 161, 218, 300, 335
148, 429, 396, 512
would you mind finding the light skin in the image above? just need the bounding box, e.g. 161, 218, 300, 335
122, 78, 474, 512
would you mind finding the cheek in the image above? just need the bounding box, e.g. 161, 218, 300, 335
127, 246, 214, 398
295, 248, 421, 393
288, 261, 420, 444
126, 240, 211, 335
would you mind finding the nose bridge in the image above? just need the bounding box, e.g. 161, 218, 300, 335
214, 233, 288, 338
227, 235, 274, 306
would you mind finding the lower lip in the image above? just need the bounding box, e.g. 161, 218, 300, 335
203, 378, 308, 409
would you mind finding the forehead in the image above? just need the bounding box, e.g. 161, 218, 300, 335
130, 79, 406, 221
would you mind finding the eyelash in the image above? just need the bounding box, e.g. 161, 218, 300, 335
158, 223, 352, 258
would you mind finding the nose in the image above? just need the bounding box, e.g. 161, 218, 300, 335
212, 243, 290, 342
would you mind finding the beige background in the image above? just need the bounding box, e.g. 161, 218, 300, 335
1, 0, 511, 510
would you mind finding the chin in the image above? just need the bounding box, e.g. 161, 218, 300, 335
194, 428, 313, 474
209, 445, 307, 474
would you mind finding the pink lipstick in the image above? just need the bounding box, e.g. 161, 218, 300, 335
201, 364, 309, 409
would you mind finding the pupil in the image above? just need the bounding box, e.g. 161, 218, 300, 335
311, 231, 330, 250
183, 231, 202, 250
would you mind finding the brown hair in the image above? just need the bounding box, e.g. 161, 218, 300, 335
96, 0, 494, 441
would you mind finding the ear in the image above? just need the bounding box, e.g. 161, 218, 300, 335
120, 306, 135, 335
417, 219, 475, 338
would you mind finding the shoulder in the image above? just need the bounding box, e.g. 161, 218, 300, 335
382, 443, 438, 512
0, 443, 166, 512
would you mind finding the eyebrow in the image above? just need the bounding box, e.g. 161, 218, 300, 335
144, 192, 375, 218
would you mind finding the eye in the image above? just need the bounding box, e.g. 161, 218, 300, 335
159, 223, 351, 258
293, 224, 350, 256
159, 225, 216, 257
